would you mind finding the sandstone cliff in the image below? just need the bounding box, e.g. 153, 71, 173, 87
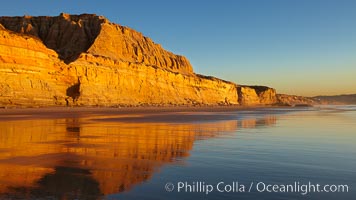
277, 94, 356, 106
276, 94, 315, 106
237, 85, 277, 105
0, 25, 72, 106
0, 13, 277, 107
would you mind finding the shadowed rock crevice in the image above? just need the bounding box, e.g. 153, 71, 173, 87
249, 86, 271, 95
66, 82, 80, 105
0, 13, 106, 63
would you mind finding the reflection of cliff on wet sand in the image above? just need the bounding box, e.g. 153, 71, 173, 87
7, 166, 101, 200
240, 116, 277, 129
0, 112, 277, 198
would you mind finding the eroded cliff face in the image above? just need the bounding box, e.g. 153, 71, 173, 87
237, 86, 277, 105
0, 27, 74, 106
0, 13, 277, 107
276, 94, 315, 106
0, 13, 104, 63
87, 22, 193, 74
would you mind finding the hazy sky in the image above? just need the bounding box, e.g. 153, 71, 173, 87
1, 0, 355, 96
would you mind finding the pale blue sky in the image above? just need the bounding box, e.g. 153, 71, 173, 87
1, 0, 356, 96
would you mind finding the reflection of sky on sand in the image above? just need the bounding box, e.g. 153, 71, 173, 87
0, 112, 276, 199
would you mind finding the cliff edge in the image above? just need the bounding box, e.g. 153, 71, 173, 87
0, 13, 277, 107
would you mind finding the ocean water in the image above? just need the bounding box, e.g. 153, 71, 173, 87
0, 106, 355, 200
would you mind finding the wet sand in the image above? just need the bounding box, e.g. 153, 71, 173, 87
3, 105, 341, 199
0, 105, 293, 122
0, 105, 283, 199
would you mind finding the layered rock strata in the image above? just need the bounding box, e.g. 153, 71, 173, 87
0, 13, 277, 107
237, 86, 277, 105
276, 94, 315, 106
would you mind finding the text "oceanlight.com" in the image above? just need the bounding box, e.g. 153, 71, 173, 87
164, 181, 349, 195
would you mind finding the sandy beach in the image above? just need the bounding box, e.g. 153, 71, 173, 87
0, 105, 293, 122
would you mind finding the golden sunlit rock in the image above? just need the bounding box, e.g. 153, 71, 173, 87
237, 86, 277, 105
0, 13, 278, 107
